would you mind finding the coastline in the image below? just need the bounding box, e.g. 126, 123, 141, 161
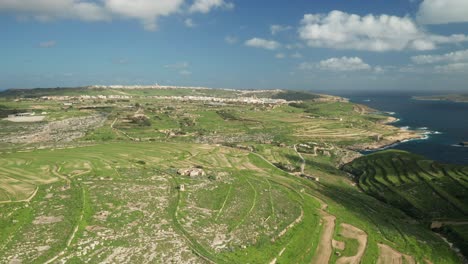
350, 130, 425, 152
349, 116, 426, 152
413, 96, 468, 103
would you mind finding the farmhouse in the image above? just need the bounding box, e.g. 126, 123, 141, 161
177, 167, 206, 177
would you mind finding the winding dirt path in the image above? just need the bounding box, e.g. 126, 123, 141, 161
336, 223, 368, 264
44, 187, 86, 264
311, 212, 336, 264
269, 247, 287, 264
274, 208, 304, 241
51, 165, 70, 186
377, 244, 415, 264
0, 186, 39, 204
253, 151, 339, 264
214, 185, 232, 221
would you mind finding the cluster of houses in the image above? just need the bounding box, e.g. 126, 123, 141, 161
39, 94, 291, 105
151, 95, 292, 105
89, 84, 211, 90
40, 95, 133, 101
89, 85, 285, 95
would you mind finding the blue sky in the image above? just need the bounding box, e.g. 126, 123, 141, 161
1, 0, 468, 92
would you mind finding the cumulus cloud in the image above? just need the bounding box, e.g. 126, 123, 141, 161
319, 57, 371, 71
225, 35, 238, 44
275, 53, 285, 59
298, 62, 314, 71
245, 38, 281, 50
270, 24, 292, 35
299, 57, 372, 72
189, 0, 233, 14
165, 61, 189, 69
285, 43, 304, 50
0, 0, 110, 22
434, 63, 468, 73
184, 18, 196, 28
417, 0, 468, 24
298, 10, 468, 52
104, 0, 184, 31
39, 40, 56, 48
411, 49, 468, 64
0, 0, 232, 31
179, 70, 192, 76
291, 52, 303, 59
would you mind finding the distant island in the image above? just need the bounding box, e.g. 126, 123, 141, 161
413, 94, 468, 103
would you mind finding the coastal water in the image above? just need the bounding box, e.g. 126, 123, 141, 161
335, 92, 468, 165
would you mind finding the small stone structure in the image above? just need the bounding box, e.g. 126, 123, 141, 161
177, 167, 206, 177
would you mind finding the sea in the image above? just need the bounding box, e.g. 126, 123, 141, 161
332, 91, 468, 165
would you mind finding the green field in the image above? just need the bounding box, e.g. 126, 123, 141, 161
0, 87, 464, 263
343, 150, 468, 220
343, 150, 468, 259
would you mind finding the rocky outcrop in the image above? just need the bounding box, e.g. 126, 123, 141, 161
0, 114, 107, 144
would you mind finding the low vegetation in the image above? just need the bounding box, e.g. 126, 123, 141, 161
343, 149, 468, 258
0, 86, 464, 263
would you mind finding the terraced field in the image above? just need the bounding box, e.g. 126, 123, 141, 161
343, 150, 468, 220
0, 87, 464, 263
343, 150, 468, 260
0, 142, 460, 263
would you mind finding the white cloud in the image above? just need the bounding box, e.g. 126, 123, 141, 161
417, 0, 468, 24
319, 57, 371, 71
189, 0, 233, 14
298, 62, 315, 71
0, 0, 110, 22
299, 57, 372, 72
245, 38, 281, 50
298, 10, 468, 52
270, 24, 292, 35
285, 43, 304, 50
165, 61, 189, 69
373, 66, 385, 74
179, 70, 192, 75
291, 52, 303, 59
412, 49, 468, 64
225, 35, 238, 44
398, 65, 425, 73
0, 0, 231, 31
184, 18, 196, 28
104, 0, 184, 31
39, 40, 56, 48
275, 53, 285, 59
434, 63, 468, 73
411, 49, 468, 74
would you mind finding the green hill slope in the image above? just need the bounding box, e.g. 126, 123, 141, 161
343, 150, 468, 220
343, 150, 468, 258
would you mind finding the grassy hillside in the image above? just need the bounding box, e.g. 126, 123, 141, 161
0, 143, 459, 263
0, 87, 463, 263
343, 150, 468, 220
343, 150, 468, 259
